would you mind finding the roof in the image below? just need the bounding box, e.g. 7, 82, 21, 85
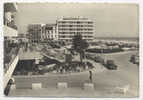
58, 17, 92, 22
19, 50, 43, 60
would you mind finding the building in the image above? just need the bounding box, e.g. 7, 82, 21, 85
18, 33, 26, 38
28, 17, 94, 43
3, 3, 19, 94
4, 3, 18, 38
28, 24, 58, 42
28, 24, 43, 43
57, 17, 94, 42
42, 24, 58, 41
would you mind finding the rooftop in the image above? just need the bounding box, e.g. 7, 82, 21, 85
19, 48, 42, 60
58, 17, 92, 21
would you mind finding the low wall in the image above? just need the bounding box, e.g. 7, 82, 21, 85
14, 75, 89, 89
4, 55, 19, 89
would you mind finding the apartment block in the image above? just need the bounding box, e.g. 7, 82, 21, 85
42, 24, 58, 41
28, 24, 43, 43
57, 17, 94, 42
28, 17, 94, 43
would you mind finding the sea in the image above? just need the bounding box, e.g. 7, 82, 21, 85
95, 37, 139, 42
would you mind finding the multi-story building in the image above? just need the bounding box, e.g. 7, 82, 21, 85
4, 3, 18, 38
57, 17, 94, 42
28, 17, 94, 43
42, 24, 58, 41
3, 3, 19, 94
28, 24, 43, 43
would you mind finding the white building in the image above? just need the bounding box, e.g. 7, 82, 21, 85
28, 24, 59, 42
28, 17, 94, 43
57, 17, 94, 42
42, 24, 58, 41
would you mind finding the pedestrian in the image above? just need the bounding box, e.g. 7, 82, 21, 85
89, 70, 92, 82
60, 67, 63, 74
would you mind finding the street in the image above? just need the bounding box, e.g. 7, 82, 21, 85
9, 51, 139, 97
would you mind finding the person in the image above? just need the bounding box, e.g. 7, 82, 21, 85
89, 70, 92, 82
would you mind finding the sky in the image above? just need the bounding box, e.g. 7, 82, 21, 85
16, 3, 139, 37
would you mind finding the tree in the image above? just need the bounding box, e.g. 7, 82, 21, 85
72, 34, 89, 63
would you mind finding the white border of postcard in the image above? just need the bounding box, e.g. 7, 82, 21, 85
0, 0, 142, 100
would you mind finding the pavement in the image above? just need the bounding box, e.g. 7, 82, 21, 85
8, 50, 139, 97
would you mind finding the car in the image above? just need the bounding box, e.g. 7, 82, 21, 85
130, 55, 135, 63
105, 60, 118, 70
94, 56, 105, 65
130, 55, 139, 65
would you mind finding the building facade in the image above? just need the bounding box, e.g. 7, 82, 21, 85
57, 17, 94, 42
3, 3, 19, 93
28, 17, 94, 43
4, 3, 18, 38
42, 24, 58, 41
28, 24, 43, 43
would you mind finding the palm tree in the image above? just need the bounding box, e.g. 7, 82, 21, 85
72, 34, 89, 63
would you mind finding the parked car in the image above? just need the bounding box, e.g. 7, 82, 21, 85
94, 56, 105, 65
105, 60, 117, 70
130, 54, 139, 65
85, 54, 94, 60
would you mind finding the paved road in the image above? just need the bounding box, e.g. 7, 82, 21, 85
102, 50, 139, 96
9, 51, 139, 97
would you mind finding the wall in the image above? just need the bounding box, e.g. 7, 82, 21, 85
4, 55, 19, 89
14, 74, 88, 89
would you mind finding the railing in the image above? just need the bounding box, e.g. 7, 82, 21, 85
7, 22, 17, 30
3, 25, 18, 37
4, 46, 19, 74
4, 55, 19, 89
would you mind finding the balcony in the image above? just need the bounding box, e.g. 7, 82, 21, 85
4, 25, 18, 37
4, 3, 18, 12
